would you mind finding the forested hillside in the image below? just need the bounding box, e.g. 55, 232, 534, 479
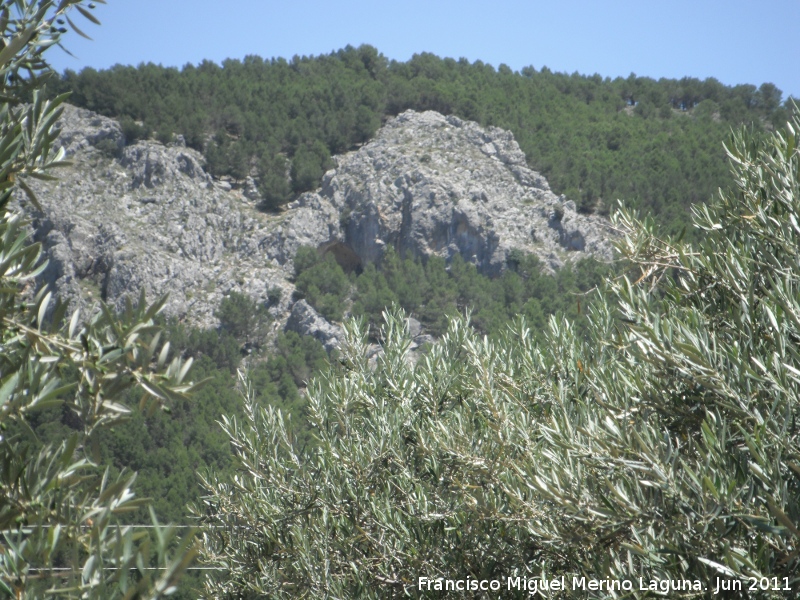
37, 45, 794, 554
7, 13, 797, 594
53, 46, 792, 234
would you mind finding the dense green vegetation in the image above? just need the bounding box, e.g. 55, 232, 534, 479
294, 246, 352, 322
295, 244, 612, 338
31, 248, 606, 536
197, 111, 800, 599
73, 293, 326, 526
9, 3, 799, 596
53, 47, 792, 234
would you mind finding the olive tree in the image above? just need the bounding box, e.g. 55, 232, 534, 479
0, 2, 198, 597
197, 109, 800, 598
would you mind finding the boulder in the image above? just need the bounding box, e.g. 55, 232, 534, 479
285, 300, 343, 352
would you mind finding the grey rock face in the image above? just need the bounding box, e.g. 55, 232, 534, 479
243, 176, 262, 203
285, 300, 343, 352
53, 104, 125, 156
266, 110, 614, 275
23, 105, 290, 329
119, 143, 211, 189
21, 105, 614, 345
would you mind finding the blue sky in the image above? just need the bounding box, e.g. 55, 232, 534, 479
50, 0, 799, 100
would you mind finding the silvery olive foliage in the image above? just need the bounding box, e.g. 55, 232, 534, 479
0, 2, 198, 597
198, 110, 800, 598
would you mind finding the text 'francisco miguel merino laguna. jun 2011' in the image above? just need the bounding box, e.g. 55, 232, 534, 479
417, 575, 793, 594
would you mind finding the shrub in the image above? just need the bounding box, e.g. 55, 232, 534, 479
119, 115, 149, 144
215, 290, 270, 346
0, 4, 197, 596
294, 247, 351, 322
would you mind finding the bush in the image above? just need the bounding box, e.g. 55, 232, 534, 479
175, 325, 242, 373
119, 115, 149, 144
94, 137, 122, 157
294, 247, 351, 322
0, 3, 201, 598
290, 140, 332, 194
215, 290, 270, 346
257, 152, 292, 210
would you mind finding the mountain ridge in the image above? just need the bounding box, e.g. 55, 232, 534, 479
22, 103, 614, 345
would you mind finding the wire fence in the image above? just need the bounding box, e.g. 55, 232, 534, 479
0, 524, 250, 576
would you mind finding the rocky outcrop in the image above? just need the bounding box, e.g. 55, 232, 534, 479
285, 300, 343, 352
23, 104, 291, 329
20, 104, 614, 344
266, 110, 614, 275
52, 104, 125, 156
118, 142, 210, 189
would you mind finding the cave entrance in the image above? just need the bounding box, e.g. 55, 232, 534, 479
318, 240, 363, 274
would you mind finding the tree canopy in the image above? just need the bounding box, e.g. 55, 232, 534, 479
51, 48, 793, 236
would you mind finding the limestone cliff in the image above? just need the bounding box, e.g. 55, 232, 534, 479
21, 105, 614, 343
266, 110, 613, 276
23, 105, 292, 329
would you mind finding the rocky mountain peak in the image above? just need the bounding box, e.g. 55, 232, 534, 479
268, 109, 613, 276
22, 105, 614, 343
